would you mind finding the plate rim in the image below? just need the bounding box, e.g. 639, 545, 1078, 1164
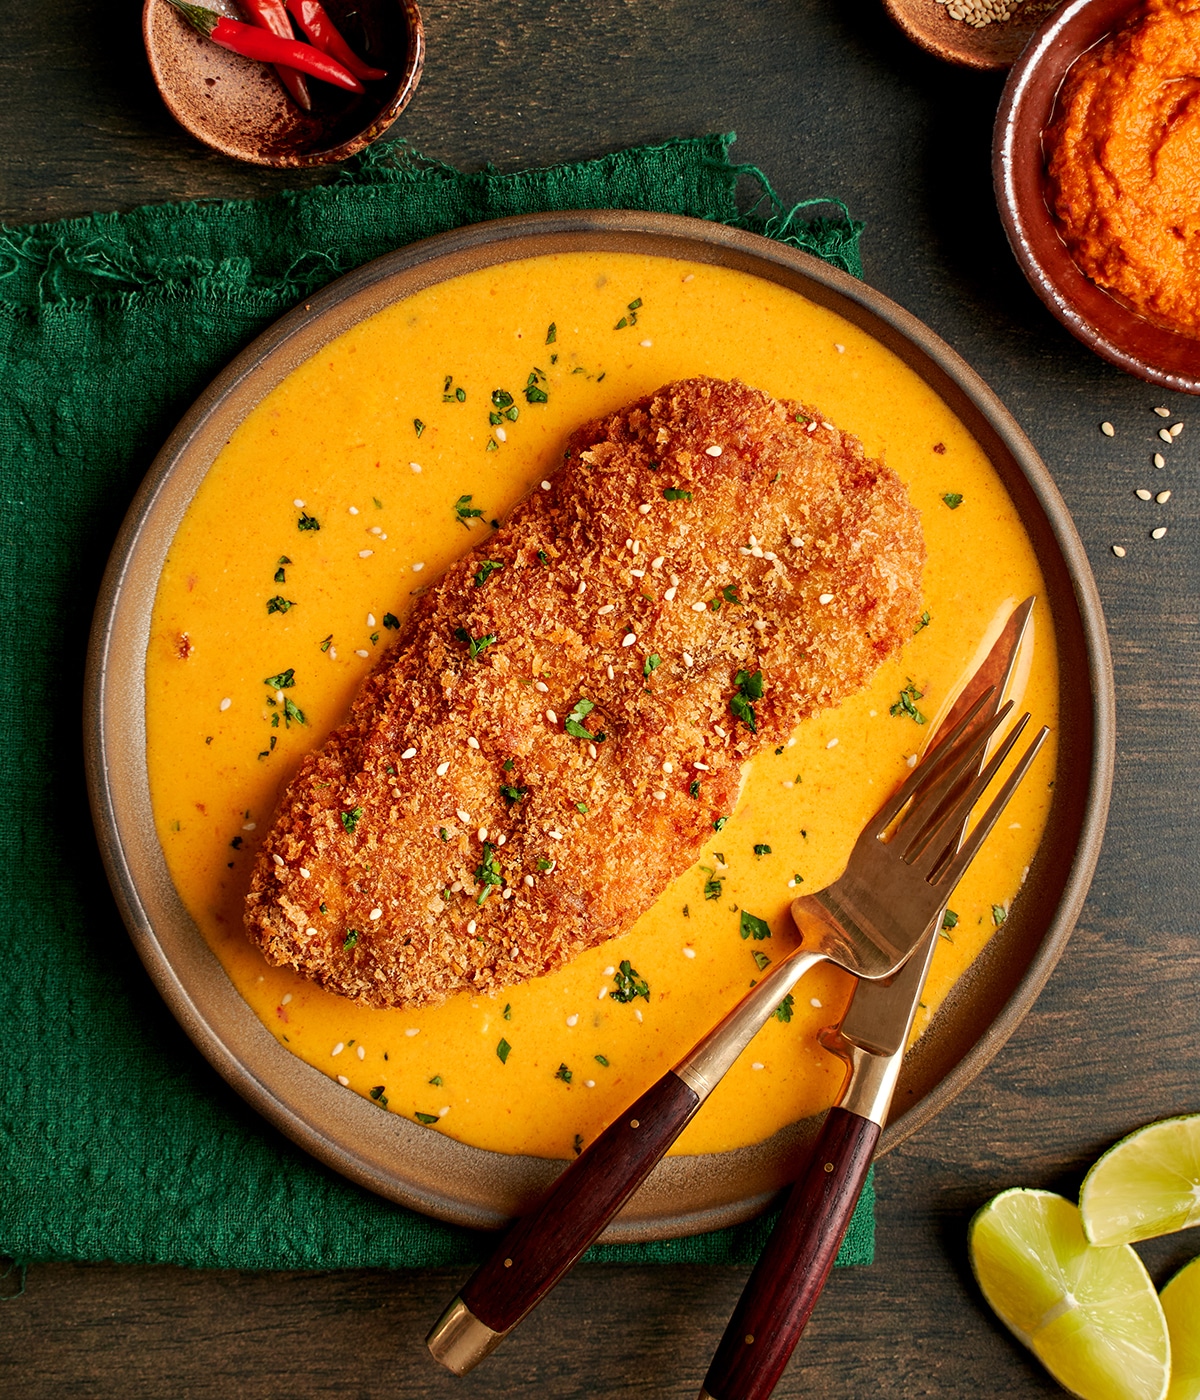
84, 209, 1114, 1241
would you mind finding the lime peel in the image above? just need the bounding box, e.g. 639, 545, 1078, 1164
1163, 1256, 1200, 1400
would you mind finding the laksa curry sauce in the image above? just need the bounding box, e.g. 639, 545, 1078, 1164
146, 252, 1058, 1160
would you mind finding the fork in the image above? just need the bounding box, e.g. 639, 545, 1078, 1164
427, 693, 1048, 1376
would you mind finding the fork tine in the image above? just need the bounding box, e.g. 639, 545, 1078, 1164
934, 725, 1050, 890
866, 686, 997, 836
893, 701, 1016, 853
902, 710, 1029, 872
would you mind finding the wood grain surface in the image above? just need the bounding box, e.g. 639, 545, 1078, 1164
5, 0, 1200, 1396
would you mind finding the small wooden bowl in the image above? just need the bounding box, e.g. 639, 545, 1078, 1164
994, 0, 1200, 392
143, 0, 424, 167
881, 0, 1060, 71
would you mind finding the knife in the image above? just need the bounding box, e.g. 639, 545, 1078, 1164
697, 595, 1036, 1400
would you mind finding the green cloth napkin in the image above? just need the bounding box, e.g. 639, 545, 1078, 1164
0, 134, 873, 1272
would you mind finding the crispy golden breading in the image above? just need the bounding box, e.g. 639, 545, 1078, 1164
245, 378, 924, 1008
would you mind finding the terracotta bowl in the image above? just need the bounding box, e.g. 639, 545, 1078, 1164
143, 0, 424, 167
882, 0, 1060, 71
994, 0, 1200, 392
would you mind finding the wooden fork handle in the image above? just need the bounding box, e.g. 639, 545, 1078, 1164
428, 1069, 701, 1373
699, 1107, 880, 1400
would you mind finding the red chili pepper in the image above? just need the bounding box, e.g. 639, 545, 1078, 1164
241, 0, 311, 111
167, 0, 365, 93
285, 0, 387, 82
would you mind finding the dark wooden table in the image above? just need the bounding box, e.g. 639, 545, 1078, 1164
5, 1, 1199, 1395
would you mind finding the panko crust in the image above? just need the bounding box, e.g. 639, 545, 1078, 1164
245, 378, 925, 1008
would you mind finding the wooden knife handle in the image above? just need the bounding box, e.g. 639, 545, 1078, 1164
700, 1106, 880, 1400
460, 1069, 701, 1336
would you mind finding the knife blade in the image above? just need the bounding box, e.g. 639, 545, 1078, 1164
697, 595, 1037, 1400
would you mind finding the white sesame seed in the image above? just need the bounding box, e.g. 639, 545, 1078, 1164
1171, 423, 1184, 437
783, 781, 794, 790
635, 1010, 643, 1022
810, 997, 823, 1009
819, 593, 834, 605
806, 421, 817, 434
305, 926, 317, 938
826, 737, 839, 749
751, 546, 764, 558
651, 556, 665, 570
753, 619, 767, 632
1101, 421, 1115, 437
566, 1014, 579, 1027
653, 790, 666, 800
329, 647, 338, 659
588, 743, 597, 759
410, 461, 422, 473
706, 445, 722, 457
412, 562, 425, 572
332, 1042, 344, 1056
907, 753, 918, 768
242, 821, 256, 831
1157, 490, 1172, 503
714, 724, 727, 738
359, 549, 374, 558
355, 648, 369, 658
496, 835, 506, 847
607, 665, 615, 680
436, 761, 450, 776
1155, 406, 1171, 417
456, 808, 471, 823
467, 919, 477, 934
640, 339, 652, 348
693, 762, 709, 771
1136, 488, 1152, 501
683, 274, 694, 282
764, 551, 777, 561
438, 1106, 450, 1117
683, 946, 696, 958
632, 541, 641, 555
531, 682, 549, 696
369, 907, 382, 920
788, 737, 796, 747
622, 633, 637, 647
790, 536, 803, 548
604, 966, 615, 976
1152, 526, 1167, 539
691, 601, 707, 612
1112, 544, 1127, 558
524, 874, 534, 887
370, 526, 382, 536
638, 503, 652, 515
478, 828, 488, 843
548, 829, 563, 840
631, 569, 645, 578
751, 1062, 764, 1071
598, 987, 608, 1000
356, 1045, 365, 1060
280, 993, 293, 1007
405, 1027, 420, 1037
597, 605, 616, 616
272, 853, 285, 868
787, 879, 796, 888
546, 709, 557, 723
300, 867, 311, 878
822, 422, 835, 432
450, 880, 463, 893
663, 762, 673, 774
585, 1079, 596, 1088
502, 886, 512, 898
740, 546, 753, 557
366, 613, 376, 627
662, 587, 676, 602
337, 1075, 350, 1086
219, 697, 232, 712
1160, 428, 1173, 443
1155, 453, 1166, 468
682, 652, 694, 668
749, 535, 759, 548
541, 480, 552, 491
294, 498, 305, 508
467, 736, 480, 750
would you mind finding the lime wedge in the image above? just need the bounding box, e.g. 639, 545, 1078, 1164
1163, 1257, 1200, 1400
1081, 1116, 1200, 1247
969, 1188, 1170, 1400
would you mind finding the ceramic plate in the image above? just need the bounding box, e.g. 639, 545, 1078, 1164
84, 211, 1113, 1241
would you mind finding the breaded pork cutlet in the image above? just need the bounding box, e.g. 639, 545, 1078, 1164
245, 377, 925, 1009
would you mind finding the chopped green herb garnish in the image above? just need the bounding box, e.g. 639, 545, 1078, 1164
369, 1086, 388, 1105
454, 627, 498, 660
792, 873, 803, 886
428, 1075, 442, 1086
319, 633, 333, 651
372, 497, 383, 510
753, 843, 772, 857
274, 565, 287, 583
689, 779, 700, 798
663, 487, 693, 502
564, 696, 597, 739
722, 585, 740, 605
524, 382, 549, 405
739, 910, 772, 941
942, 492, 964, 510
702, 868, 723, 901
438, 827, 449, 842
474, 560, 504, 588
942, 909, 959, 930
264, 668, 295, 689
545, 322, 557, 344
500, 783, 528, 805
573, 1134, 584, 1156
752, 949, 771, 971
297, 511, 320, 532
283, 697, 306, 727
415, 1112, 439, 1125
611, 959, 650, 1003
266, 595, 296, 614
536, 857, 553, 871
414, 418, 425, 437
454, 494, 484, 526
913, 610, 931, 635
344, 929, 360, 949
497, 1038, 512, 1064
774, 993, 795, 1023
890, 680, 927, 725
474, 843, 502, 904
594, 1054, 609, 1067
713, 816, 728, 832
555, 1063, 573, 1084
575, 802, 589, 814
643, 654, 661, 677
486, 437, 499, 453
503, 758, 514, 771
536, 549, 549, 565
503, 1004, 511, 1021
454, 388, 467, 403
340, 806, 363, 834
382, 613, 399, 630
730, 668, 764, 733
992, 904, 1008, 926
492, 389, 514, 409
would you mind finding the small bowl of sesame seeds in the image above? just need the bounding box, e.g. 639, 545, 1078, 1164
994, 0, 1200, 393
881, 0, 1061, 71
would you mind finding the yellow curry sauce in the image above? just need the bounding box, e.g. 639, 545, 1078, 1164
146, 252, 1058, 1160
